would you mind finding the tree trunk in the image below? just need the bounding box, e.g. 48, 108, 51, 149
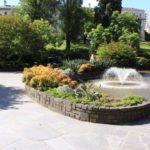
83, 35, 87, 44
66, 31, 70, 51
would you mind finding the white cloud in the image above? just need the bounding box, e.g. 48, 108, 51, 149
83, 0, 98, 8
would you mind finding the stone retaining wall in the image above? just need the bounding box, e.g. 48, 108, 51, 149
25, 86, 150, 124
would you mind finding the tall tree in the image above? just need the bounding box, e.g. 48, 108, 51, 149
59, 0, 83, 51
20, 0, 59, 22
95, 0, 122, 27
81, 7, 95, 44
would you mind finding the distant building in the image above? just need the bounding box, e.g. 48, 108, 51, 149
0, 0, 16, 15
145, 24, 150, 33
122, 8, 147, 41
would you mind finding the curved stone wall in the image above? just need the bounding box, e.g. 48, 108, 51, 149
25, 86, 150, 124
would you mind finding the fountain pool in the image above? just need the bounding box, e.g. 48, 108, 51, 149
93, 67, 150, 99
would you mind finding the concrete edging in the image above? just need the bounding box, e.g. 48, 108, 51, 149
25, 85, 150, 124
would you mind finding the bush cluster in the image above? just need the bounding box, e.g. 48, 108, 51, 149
88, 11, 140, 51
23, 65, 78, 91
0, 15, 48, 69
62, 59, 89, 73
62, 59, 114, 74
96, 42, 137, 67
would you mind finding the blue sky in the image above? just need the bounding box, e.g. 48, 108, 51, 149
84, 0, 150, 23
0, 0, 150, 23
0, 0, 19, 5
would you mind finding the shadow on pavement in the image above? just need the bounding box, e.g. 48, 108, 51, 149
0, 85, 28, 110
126, 115, 150, 125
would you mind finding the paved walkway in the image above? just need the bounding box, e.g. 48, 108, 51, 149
0, 72, 150, 150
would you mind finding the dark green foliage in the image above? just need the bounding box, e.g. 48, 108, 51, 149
87, 24, 105, 51
96, 42, 137, 67
119, 32, 140, 51
139, 42, 150, 59
59, 0, 83, 51
95, 0, 122, 27
63, 59, 88, 73
110, 12, 140, 50
62, 58, 115, 74
45, 42, 90, 64
66, 47, 90, 60
88, 12, 140, 51
20, 0, 59, 22
0, 15, 45, 69
81, 7, 95, 44
136, 57, 150, 70
94, 59, 116, 71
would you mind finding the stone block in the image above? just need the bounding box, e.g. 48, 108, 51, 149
75, 115, 80, 120
72, 110, 80, 115
82, 105, 88, 110
76, 104, 82, 109
70, 113, 75, 118
65, 102, 72, 112
90, 114, 99, 119
72, 103, 76, 110
79, 112, 89, 121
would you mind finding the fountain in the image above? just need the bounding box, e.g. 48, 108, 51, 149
103, 67, 143, 84
94, 67, 150, 99
101, 67, 145, 88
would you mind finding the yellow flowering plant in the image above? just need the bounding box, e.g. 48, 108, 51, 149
23, 65, 78, 91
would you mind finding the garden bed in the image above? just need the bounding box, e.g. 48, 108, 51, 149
74, 70, 103, 81
25, 85, 150, 124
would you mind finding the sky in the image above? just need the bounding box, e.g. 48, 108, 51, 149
0, 0, 150, 23
83, 0, 150, 23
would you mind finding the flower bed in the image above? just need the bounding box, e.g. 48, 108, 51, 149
25, 85, 150, 124
23, 65, 150, 124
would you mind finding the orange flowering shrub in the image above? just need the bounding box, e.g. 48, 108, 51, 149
23, 65, 78, 90
78, 63, 94, 74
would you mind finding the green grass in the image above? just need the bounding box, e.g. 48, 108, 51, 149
46, 41, 90, 51
140, 42, 150, 52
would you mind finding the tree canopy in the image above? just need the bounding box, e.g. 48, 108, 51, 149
20, 0, 59, 22
59, 0, 83, 50
95, 0, 122, 27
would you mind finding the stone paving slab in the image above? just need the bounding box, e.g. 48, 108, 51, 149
0, 72, 150, 150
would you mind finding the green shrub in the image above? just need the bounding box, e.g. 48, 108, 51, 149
87, 24, 105, 51
88, 12, 140, 52
62, 59, 88, 73
94, 59, 116, 71
119, 32, 140, 51
66, 48, 90, 60
39, 77, 57, 91
96, 42, 137, 67
30, 19, 56, 45
136, 57, 150, 70
47, 87, 145, 107
122, 95, 145, 106
0, 15, 45, 68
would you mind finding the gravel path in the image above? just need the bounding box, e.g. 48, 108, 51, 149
0, 72, 150, 150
